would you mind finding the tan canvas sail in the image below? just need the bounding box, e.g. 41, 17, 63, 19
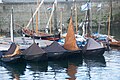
63, 16, 79, 51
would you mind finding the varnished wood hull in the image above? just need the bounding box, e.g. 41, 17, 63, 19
110, 42, 120, 47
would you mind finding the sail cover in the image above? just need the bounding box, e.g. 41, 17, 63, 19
22, 42, 45, 55
44, 41, 66, 53
6, 43, 17, 55
63, 16, 79, 51
85, 38, 103, 50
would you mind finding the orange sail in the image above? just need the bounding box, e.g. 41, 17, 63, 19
63, 16, 79, 51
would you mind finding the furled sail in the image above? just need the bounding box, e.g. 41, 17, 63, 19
44, 41, 66, 53
63, 16, 79, 51
85, 38, 103, 50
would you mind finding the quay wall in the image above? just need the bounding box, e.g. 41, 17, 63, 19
0, 1, 120, 34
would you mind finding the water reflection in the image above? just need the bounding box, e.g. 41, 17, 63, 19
84, 56, 106, 67
26, 61, 48, 80
27, 61, 48, 72
0, 61, 26, 80
83, 56, 106, 80
1, 52, 120, 80
111, 46, 120, 51
49, 57, 83, 80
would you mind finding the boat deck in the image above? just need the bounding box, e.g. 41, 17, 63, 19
0, 37, 55, 51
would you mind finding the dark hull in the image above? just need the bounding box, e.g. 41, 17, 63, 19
0, 56, 24, 63
47, 50, 82, 60
23, 53, 47, 62
83, 48, 105, 56
22, 30, 60, 41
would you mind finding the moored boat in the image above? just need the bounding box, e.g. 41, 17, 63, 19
63, 16, 82, 57
22, 28, 60, 41
43, 41, 69, 60
83, 38, 105, 56
22, 42, 47, 61
0, 43, 23, 63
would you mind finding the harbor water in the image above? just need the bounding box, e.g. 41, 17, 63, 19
0, 50, 120, 80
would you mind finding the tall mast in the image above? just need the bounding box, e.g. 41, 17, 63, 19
31, 9, 35, 43
98, 3, 102, 34
86, 0, 91, 37
50, 15, 52, 34
53, 0, 58, 34
36, 0, 39, 35
74, 0, 78, 34
60, 7, 63, 35
98, 10, 101, 34
26, 0, 44, 28
10, 7, 14, 42
108, 1, 112, 37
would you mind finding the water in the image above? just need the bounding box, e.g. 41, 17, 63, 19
0, 49, 120, 80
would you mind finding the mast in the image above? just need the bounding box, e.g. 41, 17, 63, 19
31, 9, 35, 43
36, 0, 39, 35
46, 1, 56, 34
108, 4, 111, 37
26, 0, 44, 28
74, 0, 78, 34
53, 0, 58, 34
98, 3, 102, 34
10, 7, 14, 42
108, 0, 112, 37
86, 0, 91, 37
50, 15, 52, 34
60, 7, 63, 35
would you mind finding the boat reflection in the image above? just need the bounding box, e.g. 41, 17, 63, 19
84, 55, 106, 67
67, 64, 77, 80
26, 61, 48, 72
49, 56, 83, 80
0, 61, 26, 80
111, 46, 120, 51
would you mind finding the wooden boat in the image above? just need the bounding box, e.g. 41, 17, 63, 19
22, 28, 60, 41
108, 36, 120, 47
0, 43, 23, 63
63, 16, 82, 57
43, 41, 72, 60
22, 42, 47, 61
83, 38, 105, 56
22, 0, 60, 41
43, 16, 82, 60
110, 41, 120, 47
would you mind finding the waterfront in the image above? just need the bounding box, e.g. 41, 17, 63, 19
0, 0, 120, 80
0, 50, 120, 80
